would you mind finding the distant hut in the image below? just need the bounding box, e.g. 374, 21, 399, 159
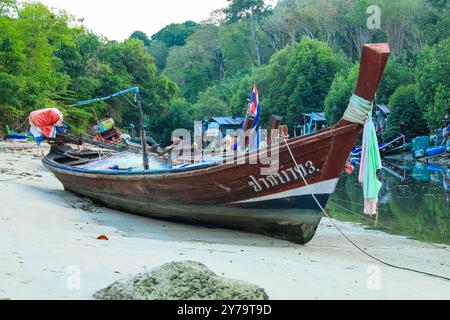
203, 117, 245, 137
201, 116, 245, 150
294, 112, 327, 137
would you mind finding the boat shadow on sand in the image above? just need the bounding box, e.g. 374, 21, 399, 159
28, 183, 301, 248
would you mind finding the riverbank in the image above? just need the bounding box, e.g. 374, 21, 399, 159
0, 141, 449, 300
385, 150, 449, 167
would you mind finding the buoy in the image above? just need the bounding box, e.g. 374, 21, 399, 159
426, 146, 446, 157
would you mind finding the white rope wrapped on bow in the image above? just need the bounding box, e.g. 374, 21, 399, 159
342, 94, 373, 125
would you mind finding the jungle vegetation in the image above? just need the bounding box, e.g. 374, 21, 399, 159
0, 0, 449, 143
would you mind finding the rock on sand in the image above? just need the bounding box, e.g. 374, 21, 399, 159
94, 261, 269, 300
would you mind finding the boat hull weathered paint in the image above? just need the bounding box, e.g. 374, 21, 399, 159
44, 123, 360, 244
43, 43, 390, 244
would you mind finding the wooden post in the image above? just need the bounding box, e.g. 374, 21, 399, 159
279, 125, 289, 139
337, 43, 390, 128
242, 114, 255, 150
136, 91, 149, 170
268, 115, 283, 145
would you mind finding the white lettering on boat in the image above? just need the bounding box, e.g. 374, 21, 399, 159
248, 161, 319, 192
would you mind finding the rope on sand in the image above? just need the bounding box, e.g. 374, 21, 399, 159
282, 137, 450, 282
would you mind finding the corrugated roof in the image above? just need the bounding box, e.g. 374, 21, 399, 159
376, 104, 391, 114
301, 112, 326, 122
208, 117, 245, 126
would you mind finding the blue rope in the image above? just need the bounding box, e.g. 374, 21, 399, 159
66, 87, 140, 107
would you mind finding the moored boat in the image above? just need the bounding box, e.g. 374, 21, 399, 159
43, 43, 390, 244
351, 134, 406, 157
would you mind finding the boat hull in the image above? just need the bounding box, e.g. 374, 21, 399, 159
351, 134, 406, 157
43, 123, 360, 244
64, 182, 332, 244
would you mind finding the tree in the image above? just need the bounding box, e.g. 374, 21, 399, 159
151, 21, 199, 48
130, 31, 151, 46
228, 45, 294, 123
2, 0, 449, 140
163, 24, 232, 101
218, 21, 258, 76
0, 72, 22, 127
259, 7, 292, 50
376, 60, 415, 104
324, 64, 358, 125
385, 84, 428, 139
0, 0, 16, 16
147, 40, 169, 71
0, 1, 75, 129
223, 0, 266, 22
164, 39, 214, 102
192, 87, 229, 120
223, 0, 268, 66
229, 74, 253, 116
415, 37, 450, 129
281, 38, 346, 129
151, 97, 193, 145
421, 0, 450, 51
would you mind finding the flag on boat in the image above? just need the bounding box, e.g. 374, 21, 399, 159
248, 82, 260, 129
239, 83, 261, 151
250, 83, 261, 150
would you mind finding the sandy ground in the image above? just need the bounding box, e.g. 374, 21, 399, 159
0, 141, 449, 300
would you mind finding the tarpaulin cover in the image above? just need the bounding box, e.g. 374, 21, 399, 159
78, 152, 169, 171
99, 118, 115, 133
29, 108, 63, 138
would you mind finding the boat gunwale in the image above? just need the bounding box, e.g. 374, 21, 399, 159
42, 123, 360, 180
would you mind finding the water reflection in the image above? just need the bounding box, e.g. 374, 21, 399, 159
328, 158, 450, 245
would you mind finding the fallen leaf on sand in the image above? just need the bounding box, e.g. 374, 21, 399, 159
96, 235, 109, 241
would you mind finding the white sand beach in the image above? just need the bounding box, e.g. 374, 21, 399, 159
0, 141, 449, 300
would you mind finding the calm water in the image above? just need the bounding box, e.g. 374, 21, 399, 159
327, 159, 450, 245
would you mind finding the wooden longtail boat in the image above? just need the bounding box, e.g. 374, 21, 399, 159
43, 44, 390, 244
351, 134, 406, 157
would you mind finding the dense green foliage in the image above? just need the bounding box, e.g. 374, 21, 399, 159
0, 1, 73, 127
1, 0, 449, 143
385, 84, 428, 139
151, 21, 199, 48
415, 37, 450, 130
224, 38, 351, 129
159, 0, 449, 135
130, 31, 151, 46
0, 0, 179, 141
324, 64, 359, 126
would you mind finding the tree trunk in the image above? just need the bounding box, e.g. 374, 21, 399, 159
249, 14, 261, 67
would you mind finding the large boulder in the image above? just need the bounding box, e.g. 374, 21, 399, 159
94, 260, 269, 300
